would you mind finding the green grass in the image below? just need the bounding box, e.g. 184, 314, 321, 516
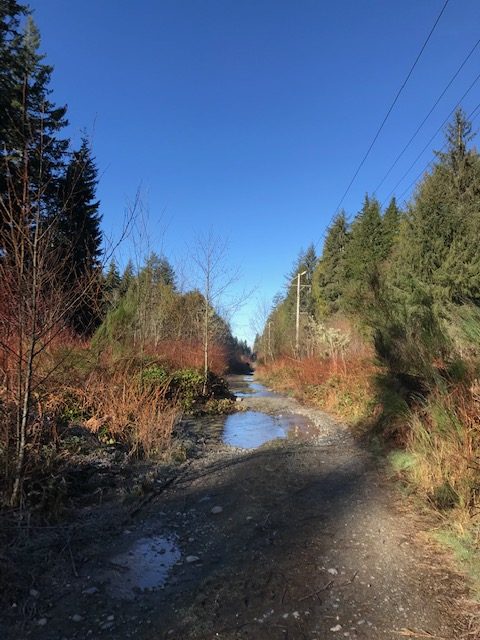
433, 528, 480, 595
388, 449, 417, 473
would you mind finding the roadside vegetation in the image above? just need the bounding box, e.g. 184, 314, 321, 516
255, 109, 480, 589
0, 3, 249, 512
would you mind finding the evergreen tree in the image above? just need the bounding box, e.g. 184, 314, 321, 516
382, 197, 401, 257
103, 259, 121, 308
0, 1, 27, 231
9, 17, 68, 210
395, 109, 480, 306
58, 138, 102, 273
142, 252, 176, 289
292, 244, 317, 316
57, 138, 102, 333
0, 1, 27, 142
312, 211, 349, 317
342, 195, 383, 312
120, 259, 135, 296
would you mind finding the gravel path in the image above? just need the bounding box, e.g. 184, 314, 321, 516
5, 391, 467, 639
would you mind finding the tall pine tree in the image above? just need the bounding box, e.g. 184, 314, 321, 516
342, 195, 383, 312
59, 139, 102, 332
312, 211, 349, 317
395, 109, 480, 306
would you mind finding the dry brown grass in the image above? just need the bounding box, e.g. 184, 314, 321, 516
257, 351, 378, 424
69, 364, 180, 458
142, 339, 229, 375
404, 386, 480, 519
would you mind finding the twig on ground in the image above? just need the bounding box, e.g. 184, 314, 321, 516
394, 629, 445, 638
298, 580, 334, 601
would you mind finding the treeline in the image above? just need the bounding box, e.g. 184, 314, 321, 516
99, 252, 250, 371
258, 108, 480, 372
0, 3, 247, 507
257, 109, 480, 543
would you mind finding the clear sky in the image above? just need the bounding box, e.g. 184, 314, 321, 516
27, 0, 480, 344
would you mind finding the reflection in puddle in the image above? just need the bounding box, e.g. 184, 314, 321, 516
106, 536, 180, 600
183, 376, 314, 449
227, 375, 278, 398
223, 410, 311, 449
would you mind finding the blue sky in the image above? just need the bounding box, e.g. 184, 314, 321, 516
28, 0, 480, 343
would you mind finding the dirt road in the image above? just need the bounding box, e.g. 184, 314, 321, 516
5, 384, 467, 639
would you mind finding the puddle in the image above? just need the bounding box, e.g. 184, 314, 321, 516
222, 410, 311, 449
106, 535, 180, 600
227, 374, 279, 398
183, 376, 314, 449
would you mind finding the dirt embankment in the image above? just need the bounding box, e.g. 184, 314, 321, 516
2, 391, 472, 639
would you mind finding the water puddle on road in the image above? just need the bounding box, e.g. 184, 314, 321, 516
227, 374, 279, 398
222, 410, 312, 448
221, 375, 314, 448
105, 535, 181, 600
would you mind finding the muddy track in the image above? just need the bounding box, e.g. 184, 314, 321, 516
4, 389, 468, 639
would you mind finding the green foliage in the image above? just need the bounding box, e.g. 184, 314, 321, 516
203, 398, 236, 415
394, 110, 480, 308
342, 195, 385, 313
257, 112, 480, 567
312, 211, 349, 317
140, 364, 170, 386
57, 138, 102, 334
140, 365, 207, 411
389, 450, 417, 473
382, 197, 401, 255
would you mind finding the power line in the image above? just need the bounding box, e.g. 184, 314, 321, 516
374, 35, 480, 196
382, 69, 480, 206
331, 0, 450, 216
396, 100, 480, 204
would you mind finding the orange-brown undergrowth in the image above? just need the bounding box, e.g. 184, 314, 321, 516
257, 353, 379, 424
0, 334, 231, 501
142, 339, 229, 375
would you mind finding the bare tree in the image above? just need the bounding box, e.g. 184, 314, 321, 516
250, 296, 274, 362
190, 231, 243, 394
0, 126, 135, 507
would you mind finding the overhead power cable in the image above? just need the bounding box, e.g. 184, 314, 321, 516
382, 69, 480, 206
396, 99, 480, 204
332, 0, 450, 216
374, 35, 480, 196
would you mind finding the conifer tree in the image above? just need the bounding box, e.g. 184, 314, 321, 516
312, 211, 349, 317
103, 259, 121, 308
142, 252, 176, 289
0, 1, 27, 143
294, 244, 317, 316
6, 17, 69, 215
0, 1, 27, 232
382, 197, 401, 257
58, 139, 102, 271
343, 195, 383, 311
395, 109, 480, 305
120, 259, 135, 296
57, 138, 102, 333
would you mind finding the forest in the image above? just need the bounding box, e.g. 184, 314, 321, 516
255, 107, 480, 569
0, 2, 249, 509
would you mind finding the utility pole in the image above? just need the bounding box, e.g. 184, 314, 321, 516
295, 270, 307, 357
